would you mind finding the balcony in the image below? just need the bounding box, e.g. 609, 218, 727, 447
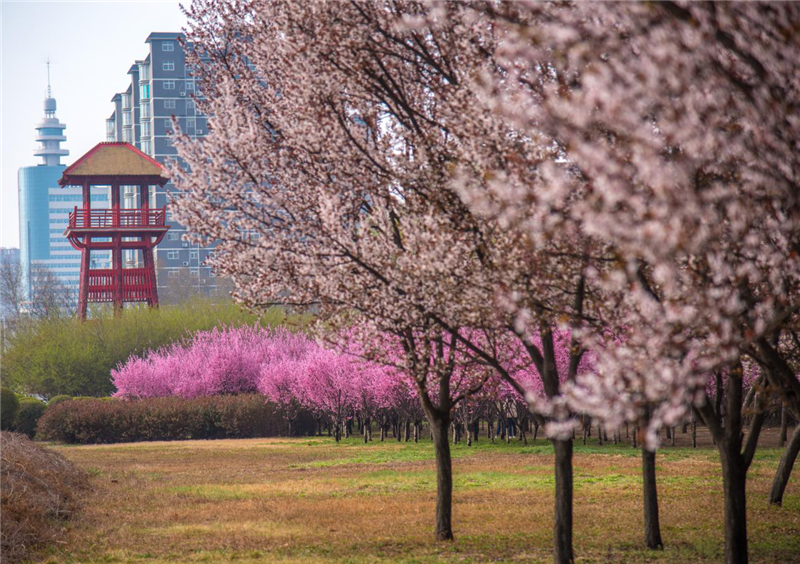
68, 207, 166, 229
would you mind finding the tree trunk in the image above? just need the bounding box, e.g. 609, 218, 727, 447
769, 422, 800, 506
553, 439, 574, 564
720, 445, 748, 564
430, 415, 454, 541
692, 415, 697, 448
642, 448, 664, 549
780, 407, 788, 447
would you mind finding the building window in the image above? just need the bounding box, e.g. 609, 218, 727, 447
123, 129, 132, 143
167, 251, 179, 260
167, 232, 181, 241
141, 140, 152, 155
163, 61, 175, 71
122, 111, 131, 126
162, 42, 174, 51
164, 80, 176, 90
190, 251, 198, 259
141, 121, 151, 136
186, 100, 195, 112
122, 93, 131, 108
186, 80, 195, 92
164, 118, 173, 130
165, 138, 173, 147
164, 99, 176, 109
141, 103, 150, 118
140, 84, 150, 100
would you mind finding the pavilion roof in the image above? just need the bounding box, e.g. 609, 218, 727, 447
59, 142, 165, 186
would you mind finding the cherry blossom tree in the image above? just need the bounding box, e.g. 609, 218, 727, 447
173, 2, 607, 552
448, 4, 800, 563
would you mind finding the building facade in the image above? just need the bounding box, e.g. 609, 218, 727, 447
105, 32, 218, 301
18, 78, 110, 299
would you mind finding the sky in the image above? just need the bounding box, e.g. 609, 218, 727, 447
1, 0, 188, 248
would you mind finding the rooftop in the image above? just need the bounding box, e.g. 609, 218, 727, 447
59, 142, 165, 185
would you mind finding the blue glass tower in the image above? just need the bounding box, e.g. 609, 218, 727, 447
18, 69, 67, 292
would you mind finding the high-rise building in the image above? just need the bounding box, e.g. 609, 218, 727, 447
106, 33, 217, 301
18, 67, 110, 298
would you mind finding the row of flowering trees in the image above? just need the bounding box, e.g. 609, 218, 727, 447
112, 325, 573, 442
167, 2, 800, 563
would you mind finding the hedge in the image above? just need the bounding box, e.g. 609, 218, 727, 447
1, 388, 19, 430
16, 398, 47, 438
47, 395, 73, 408
37, 394, 316, 444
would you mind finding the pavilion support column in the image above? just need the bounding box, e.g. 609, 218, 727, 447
78, 179, 91, 321
78, 239, 90, 321
111, 180, 123, 315
144, 241, 158, 308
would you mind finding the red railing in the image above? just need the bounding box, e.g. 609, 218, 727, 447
69, 206, 166, 229
87, 268, 154, 302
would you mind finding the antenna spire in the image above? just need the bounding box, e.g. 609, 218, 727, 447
46, 59, 52, 98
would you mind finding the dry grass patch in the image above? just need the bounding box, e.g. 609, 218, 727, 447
41, 430, 800, 563
0, 432, 89, 564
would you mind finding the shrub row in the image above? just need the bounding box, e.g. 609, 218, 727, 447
37, 394, 315, 444
1, 387, 48, 438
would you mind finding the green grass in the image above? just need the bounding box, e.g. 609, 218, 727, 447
40, 432, 800, 564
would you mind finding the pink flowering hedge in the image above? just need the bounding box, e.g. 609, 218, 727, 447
112, 325, 313, 399
37, 395, 316, 444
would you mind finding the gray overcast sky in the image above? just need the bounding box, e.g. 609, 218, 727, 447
1, 0, 188, 248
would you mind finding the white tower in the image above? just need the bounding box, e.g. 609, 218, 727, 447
33, 62, 69, 166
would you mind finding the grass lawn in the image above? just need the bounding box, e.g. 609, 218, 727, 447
39, 429, 800, 563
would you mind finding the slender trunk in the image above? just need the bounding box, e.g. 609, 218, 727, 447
582, 417, 588, 445
769, 423, 800, 506
780, 407, 788, 447
719, 445, 748, 564
692, 415, 697, 448
553, 439, 574, 564
430, 415, 454, 541
642, 448, 664, 549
